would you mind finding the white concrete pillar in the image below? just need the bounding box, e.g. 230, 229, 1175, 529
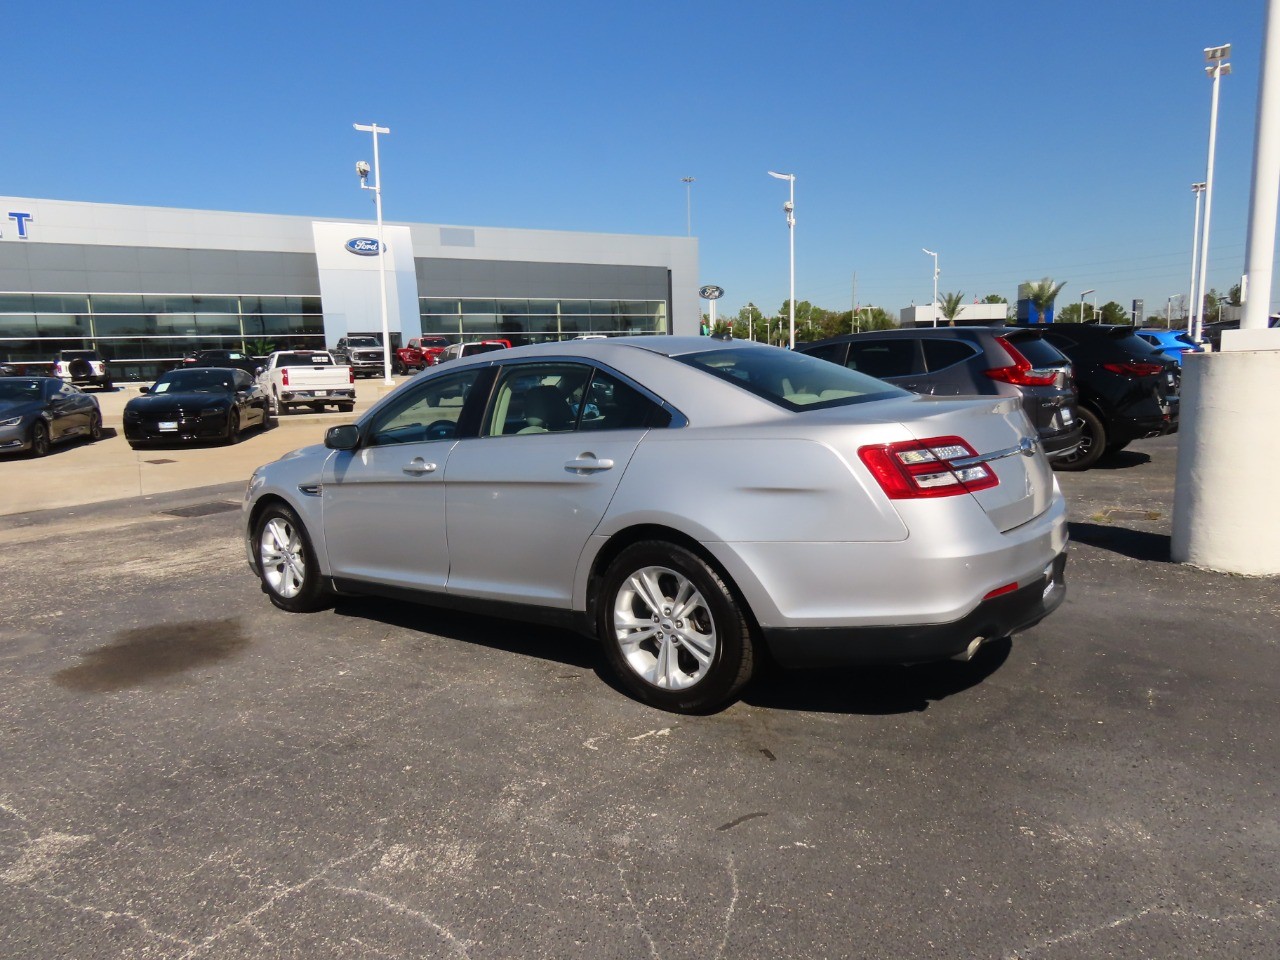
1171, 350, 1280, 574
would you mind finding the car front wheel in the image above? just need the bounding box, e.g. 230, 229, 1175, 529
254, 503, 329, 612
88, 411, 102, 442
598, 541, 756, 713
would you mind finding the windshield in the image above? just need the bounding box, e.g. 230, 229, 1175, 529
0, 379, 44, 402
348, 338, 380, 347
151, 370, 237, 394
678, 346, 908, 410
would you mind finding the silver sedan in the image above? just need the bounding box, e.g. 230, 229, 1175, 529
244, 337, 1068, 713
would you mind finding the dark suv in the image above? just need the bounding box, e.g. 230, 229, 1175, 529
1029, 323, 1179, 470
796, 327, 1083, 460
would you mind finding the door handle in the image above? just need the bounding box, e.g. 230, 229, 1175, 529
565, 456, 615, 474
403, 458, 438, 475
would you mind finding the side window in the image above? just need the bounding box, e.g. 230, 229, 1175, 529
922, 339, 978, 372
486, 363, 592, 437
368, 369, 481, 446
577, 370, 670, 432
804, 343, 849, 366
845, 339, 918, 379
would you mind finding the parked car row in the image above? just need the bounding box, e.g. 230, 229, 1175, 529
0, 376, 103, 456
796, 323, 1180, 471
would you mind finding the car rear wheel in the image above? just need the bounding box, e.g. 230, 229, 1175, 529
599, 541, 756, 713
254, 504, 329, 612
1052, 407, 1105, 472
29, 421, 50, 458
88, 411, 102, 442
225, 409, 240, 444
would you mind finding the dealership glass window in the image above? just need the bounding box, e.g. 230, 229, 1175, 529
142, 294, 195, 313
92, 315, 155, 337
0, 315, 39, 338
0, 294, 36, 313
0, 338, 92, 361
425, 298, 464, 315
420, 315, 461, 335
88, 294, 148, 313
35, 314, 93, 337
33, 294, 91, 313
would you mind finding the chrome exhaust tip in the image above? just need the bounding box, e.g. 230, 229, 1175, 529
952, 636, 986, 662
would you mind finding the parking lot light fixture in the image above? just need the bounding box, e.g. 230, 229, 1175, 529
1080, 288, 1096, 322
681, 177, 695, 236
354, 121, 393, 385
768, 171, 796, 348
1193, 45, 1231, 345
922, 248, 939, 326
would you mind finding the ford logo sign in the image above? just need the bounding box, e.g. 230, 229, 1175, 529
698, 285, 725, 300
345, 237, 383, 256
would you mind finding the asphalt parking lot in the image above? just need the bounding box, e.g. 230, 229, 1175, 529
0, 432, 1276, 959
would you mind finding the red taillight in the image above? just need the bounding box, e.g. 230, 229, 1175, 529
348, 366, 355, 384
857, 436, 1000, 499
985, 337, 1059, 386
1102, 361, 1166, 377
281, 368, 289, 386
983, 582, 1019, 600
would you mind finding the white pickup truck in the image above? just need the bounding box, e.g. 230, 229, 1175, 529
258, 351, 356, 414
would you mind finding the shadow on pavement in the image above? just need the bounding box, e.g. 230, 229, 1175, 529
332, 596, 598, 670
743, 638, 1011, 715
1069, 521, 1171, 562
1092, 450, 1153, 470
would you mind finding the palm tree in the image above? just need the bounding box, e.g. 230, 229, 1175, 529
1025, 278, 1067, 323
938, 291, 966, 326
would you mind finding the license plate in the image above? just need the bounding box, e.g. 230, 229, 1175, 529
315, 390, 328, 397
1060, 408, 1073, 426
159, 421, 178, 431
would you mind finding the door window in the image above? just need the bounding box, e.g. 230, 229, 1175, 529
845, 339, 919, 379
367, 369, 482, 446
485, 363, 670, 437
921, 339, 979, 372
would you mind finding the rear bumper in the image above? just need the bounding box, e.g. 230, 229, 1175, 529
762, 550, 1067, 668
1041, 422, 1085, 458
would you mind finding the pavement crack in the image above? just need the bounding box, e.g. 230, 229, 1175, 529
325, 883, 474, 957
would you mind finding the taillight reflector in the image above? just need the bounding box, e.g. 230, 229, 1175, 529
281, 368, 289, 386
983, 582, 1019, 600
857, 435, 999, 499
1102, 361, 1166, 377
348, 367, 356, 384
985, 337, 1059, 386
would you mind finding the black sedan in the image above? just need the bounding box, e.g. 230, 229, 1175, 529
124, 367, 268, 449
181, 349, 263, 376
0, 376, 103, 457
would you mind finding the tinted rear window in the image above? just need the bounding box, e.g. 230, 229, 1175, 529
678, 346, 906, 411
846, 339, 918, 379
922, 339, 979, 371
1004, 334, 1070, 366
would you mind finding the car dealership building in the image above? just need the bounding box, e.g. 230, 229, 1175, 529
0, 196, 699, 379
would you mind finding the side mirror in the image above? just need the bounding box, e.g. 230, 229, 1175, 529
254, 366, 264, 376
325, 423, 361, 450
138, 385, 151, 394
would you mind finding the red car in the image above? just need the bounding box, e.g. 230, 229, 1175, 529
393, 337, 451, 375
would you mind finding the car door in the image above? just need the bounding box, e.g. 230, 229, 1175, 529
321, 367, 487, 591
46, 380, 88, 439
443, 360, 663, 607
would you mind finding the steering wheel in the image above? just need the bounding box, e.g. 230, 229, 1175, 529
424, 419, 456, 441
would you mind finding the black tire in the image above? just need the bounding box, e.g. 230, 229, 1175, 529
310, 403, 326, 413
597, 541, 756, 713
393, 358, 408, 376
101, 380, 114, 391
1053, 407, 1106, 472
225, 408, 241, 444
338, 403, 355, 414
1103, 439, 1131, 456
88, 411, 102, 442
29, 420, 50, 458
252, 503, 329, 613
269, 389, 281, 416
259, 403, 274, 431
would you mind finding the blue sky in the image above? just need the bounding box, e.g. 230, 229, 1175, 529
3, 0, 1269, 319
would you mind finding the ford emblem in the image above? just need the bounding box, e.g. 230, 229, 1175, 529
345, 237, 383, 256
698, 285, 725, 300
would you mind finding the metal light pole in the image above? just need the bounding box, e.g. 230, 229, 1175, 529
768, 171, 796, 348
1080, 288, 1095, 323
681, 177, 695, 236
1194, 46, 1232, 344
1242, 0, 1280, 333
1187, 182, 1207, 337
746, 301, 756, 342
354, 121, 393, 385
922, 248, 939, 326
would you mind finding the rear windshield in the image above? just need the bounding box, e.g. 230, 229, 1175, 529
462, 342, 508, 356
678, 346, 907, 411
276, 353, 334, 366
1003, 333, 1070, 367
